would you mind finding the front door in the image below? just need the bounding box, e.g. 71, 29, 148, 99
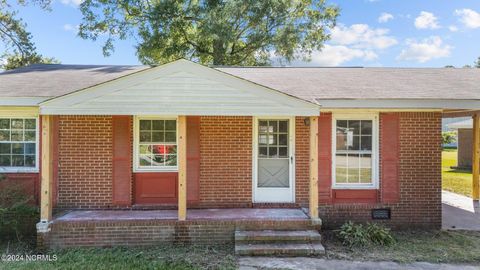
254, 118, 294, 203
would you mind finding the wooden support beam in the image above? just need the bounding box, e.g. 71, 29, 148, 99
309, 116, 319, 219
473, 114, 480, 200
177, 116, 187, 220
40, 115, 54, 222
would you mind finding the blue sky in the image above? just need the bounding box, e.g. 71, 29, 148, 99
10, 0, 480, 67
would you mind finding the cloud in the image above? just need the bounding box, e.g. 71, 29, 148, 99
60, 0, 83, 6
397, 36, 452, 63
378, 12, 394, 23
455, 9, 480, 29
414, 11, 440, 29
448, 25, 459, 32
63, 24, 79, 33
330, 24, 398, 49
307, 45, 378, 66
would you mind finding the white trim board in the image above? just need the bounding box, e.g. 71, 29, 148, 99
316, 99, 480, 110
39, 59, 320, 116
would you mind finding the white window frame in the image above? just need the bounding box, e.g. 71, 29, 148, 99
0, 116, 39, 173
133, 116, 178, 172
331, 113, 379, 189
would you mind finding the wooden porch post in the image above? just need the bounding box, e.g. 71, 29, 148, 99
309, 116, 319, 219
178, 116, 187, 220
473, 113, 480, 200
40, 115, 54, 222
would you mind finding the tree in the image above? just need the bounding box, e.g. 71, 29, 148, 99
442, 131, 456, 146
0, 1, 58, 70
79, 0, 339, 65
475, 56, 480, 68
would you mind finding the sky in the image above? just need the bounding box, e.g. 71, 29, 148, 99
9, 0, 480, 67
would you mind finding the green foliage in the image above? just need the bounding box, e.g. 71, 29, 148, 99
338, 221, 396, 248
0, 175, 39, 241
475, 56, 480, 68
442, 131, 457, 145
0, 0, 57, 70
79, 0, 339, 65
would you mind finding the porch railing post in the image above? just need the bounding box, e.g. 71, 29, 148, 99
178, 116, 187, 220
309, 116, 319, 219
473, 113, 480, 200
40, 115, 54, 223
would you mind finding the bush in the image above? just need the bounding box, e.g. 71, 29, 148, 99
442, 131, 457, 145
0, 176, 39, 241
338, 221, 396, 248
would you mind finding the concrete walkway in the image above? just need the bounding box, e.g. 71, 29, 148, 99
442, 190, 480, 230
238, 257, 480, 270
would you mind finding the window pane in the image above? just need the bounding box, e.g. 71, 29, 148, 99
361, 120, 372, 135
259, 121, 268, 133
347, 168, 360, 183
0, 143, 10, 154
269, 121, 277, 132
0, 155, 10, 166
165, 132, 176, 142
139, 155, 152, 166
12, 143, 24, 154
0, 130, 9, 141
165, 120, 176, 131
278, 134, 288, 146
278, 147, 288, 157
360, 136, 372, 151
25, 155, 35, 167
279, 121, 288, 132
360, 168, 372, 183
165, 145, 176, 155
337, 120, 348, 129
360, 154, 372, 168
268, 147, 277, 157
269, 134, 277, 145
259, 134, 268, 145
152, 145, 165, 154
336, 167, 347, 183
336, 134, 347, 150
12, 155, 24, 166
11, 119, 23, 129
349, 135, 360, 150
152, 155, 164, 166
25, 131, 36, 142
139, 132, 151, 142
0, 119, 10, 129
140, 120, 151, 131
165, 155, 177, 166
152, 120, 164, 130
25, 143, 35, 155
25, 119, 36, 129
349, 120, 360, 135
11, 130, 23, 141
139, 145, 151, 154
259, 147, 267, 157
347, 154, 360, 169
336, 153, 347, 167
152, 132, 164, 143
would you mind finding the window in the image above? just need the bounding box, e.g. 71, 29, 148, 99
0, 118, 38, 171
258, 120, 289, 158
135, 118, 177, 171
333, 114, 378, 188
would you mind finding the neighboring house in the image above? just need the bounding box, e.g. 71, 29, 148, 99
0, 59, 479, 250
448, 119, 473, 169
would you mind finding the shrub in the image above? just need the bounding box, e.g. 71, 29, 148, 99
442, 131, 457, 145
0, 176, 39, 241
338, 221, 396, 248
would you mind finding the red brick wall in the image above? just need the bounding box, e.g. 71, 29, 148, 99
295, 117, 309, 205
319, 112, 442, 229
56, 116, 113, 209
197, 116, 253, 207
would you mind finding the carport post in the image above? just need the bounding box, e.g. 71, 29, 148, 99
473, 113, 480, 201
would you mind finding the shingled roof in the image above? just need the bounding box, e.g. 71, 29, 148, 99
1, 62, 480, 106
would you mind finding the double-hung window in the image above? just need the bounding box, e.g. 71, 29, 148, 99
333, 114, 378, 188
0, 118, 38, 172
135, 117, 177, 171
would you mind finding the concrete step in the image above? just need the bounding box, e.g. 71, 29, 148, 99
235, 243, 326, 257
235, 230, 321, 243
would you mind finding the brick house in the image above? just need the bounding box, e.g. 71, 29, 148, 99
0, 59, 479, 251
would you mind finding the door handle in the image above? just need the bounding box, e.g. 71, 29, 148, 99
290, 156, 293, 164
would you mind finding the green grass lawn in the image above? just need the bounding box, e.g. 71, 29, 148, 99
442, 149, 472, 197
324, 230, 480, 264
0, 243, 237, 270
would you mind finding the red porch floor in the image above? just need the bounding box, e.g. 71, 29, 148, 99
55, 208, 309, 222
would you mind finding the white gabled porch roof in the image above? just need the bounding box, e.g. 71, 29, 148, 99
39, 59, 320, 116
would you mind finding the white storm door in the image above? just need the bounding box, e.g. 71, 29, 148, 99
253, 118, 295, 203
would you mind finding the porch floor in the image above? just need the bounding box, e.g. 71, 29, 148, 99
55, 208, 309, 222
